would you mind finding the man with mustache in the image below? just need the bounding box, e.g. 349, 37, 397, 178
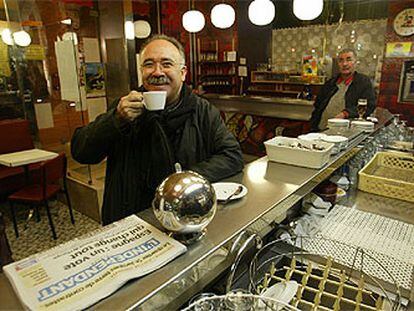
71, 35, 244, 225
310, 48, 376, 131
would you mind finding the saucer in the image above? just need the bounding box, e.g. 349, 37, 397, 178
212, 182, 248, 201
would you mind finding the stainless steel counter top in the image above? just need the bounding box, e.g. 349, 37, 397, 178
204, 94, 314, 120
0, 109, 394, 311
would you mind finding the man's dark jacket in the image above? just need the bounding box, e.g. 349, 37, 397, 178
310, 72, 376, 131
71, 86, 244, 225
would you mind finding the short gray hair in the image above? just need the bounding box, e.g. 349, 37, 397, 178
139, 34, 186, 64
338, 48, 357, 59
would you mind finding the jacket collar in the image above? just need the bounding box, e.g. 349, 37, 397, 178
336, 73, 354, 86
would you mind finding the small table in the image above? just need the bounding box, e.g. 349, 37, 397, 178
0, 149, 58, 168
0, 148, 59, 227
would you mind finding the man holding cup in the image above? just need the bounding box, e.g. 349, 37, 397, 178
71, 35, 244, 225
310, 48, 376, 131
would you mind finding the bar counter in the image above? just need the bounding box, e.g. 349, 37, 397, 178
204, 94, 314, 121
0, 109, 396, 310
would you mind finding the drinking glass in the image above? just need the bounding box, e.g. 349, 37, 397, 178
188, 293, 216, 311
357, 99, 368, 120
221, 289, 254, 311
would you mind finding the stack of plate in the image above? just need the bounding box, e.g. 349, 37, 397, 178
327, 118, 350, 130
321, 135, 348, 154
351, 120, 375, 132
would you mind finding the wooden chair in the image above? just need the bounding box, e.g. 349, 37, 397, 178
8, 152, 75, 239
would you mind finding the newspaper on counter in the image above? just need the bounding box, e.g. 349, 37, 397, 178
3, 215, 187, 311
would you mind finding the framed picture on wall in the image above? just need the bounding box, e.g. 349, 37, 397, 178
385, 42, 412, 58
302, 55, 318, 77
84, 63, 105, 97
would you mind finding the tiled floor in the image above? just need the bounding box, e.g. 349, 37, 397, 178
1, 200, 101, 261
1, 152, 259, 262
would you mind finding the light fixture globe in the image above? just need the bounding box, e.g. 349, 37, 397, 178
293, 0, 324, 21
13, 30, 31, 47
182, 10, 205, 33
134, 20, 151, 39
1, 28, 13, 45
124, 21, 135, 40
248, 0, 275, 26
211, 3, 235, 29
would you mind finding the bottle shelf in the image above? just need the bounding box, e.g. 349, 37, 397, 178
197, 38, 238, 95
199, 61, 237, 65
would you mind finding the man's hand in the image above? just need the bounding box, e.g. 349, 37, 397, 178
116, 91, 145, 122
334, 111, 347, 119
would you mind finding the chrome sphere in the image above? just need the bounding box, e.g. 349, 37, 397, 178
153, 170, 217, 234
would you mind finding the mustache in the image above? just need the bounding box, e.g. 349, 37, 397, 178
146, 76, 170, 85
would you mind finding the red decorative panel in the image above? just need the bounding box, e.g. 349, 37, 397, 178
378, 0, 414, 125
161, 1, 192, 83
132, 0, 150, 17
221, 112, 308, 156
161, 0, 238, 85
59, 0, 93, 8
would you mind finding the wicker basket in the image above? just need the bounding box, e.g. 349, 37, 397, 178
358, 151, 414, 202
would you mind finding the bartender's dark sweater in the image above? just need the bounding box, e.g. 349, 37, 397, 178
71, 85, 244, 225
310, 72, 376, 131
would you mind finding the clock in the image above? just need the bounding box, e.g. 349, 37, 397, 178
394, 8, 414, 36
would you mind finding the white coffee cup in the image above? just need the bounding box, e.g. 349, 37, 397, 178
143, 91, 167, 111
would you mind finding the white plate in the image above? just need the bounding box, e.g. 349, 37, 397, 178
298, 133, 327, 141
212, 182, 248, 201
351, 120, 374, 126
259, 280, 299, 310
328, 118, 350, 128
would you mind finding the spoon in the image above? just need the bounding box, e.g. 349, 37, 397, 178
221, 185, 243, 205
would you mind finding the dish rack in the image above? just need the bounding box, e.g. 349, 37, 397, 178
249, 236, 402, 311
182, 292, 299, 310
358, 151, 414, 203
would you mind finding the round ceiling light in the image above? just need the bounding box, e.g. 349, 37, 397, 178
248, 0, 275, 26
211, 4, 235, 29
134, 20, 151, 39
293, 0, 324, 21
1, 28, 13, 45
13, 30, 31, 47
182, 10, 205, 33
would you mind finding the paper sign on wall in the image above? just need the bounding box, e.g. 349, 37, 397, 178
84, 38, 101, 63
55, 40, 80, 101
0, 41, 10, 77
34, 103, 54, 129
25, 45, 45, 60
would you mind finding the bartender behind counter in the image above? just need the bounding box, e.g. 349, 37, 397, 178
71, 34, 244, 225
310, 48, 376, 132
